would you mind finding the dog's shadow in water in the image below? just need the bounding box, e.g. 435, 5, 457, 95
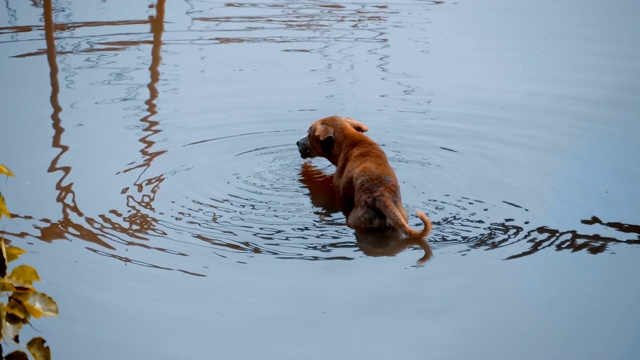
299, 162, 432, 265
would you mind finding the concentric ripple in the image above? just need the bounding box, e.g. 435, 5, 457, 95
142, 127, 640, 265
157, 129, 360, 261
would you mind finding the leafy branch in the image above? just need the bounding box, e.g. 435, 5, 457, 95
0, 164, 58, 360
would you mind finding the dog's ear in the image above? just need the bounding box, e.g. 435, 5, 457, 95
314, 124, 334, 141
344, 117, 368, 133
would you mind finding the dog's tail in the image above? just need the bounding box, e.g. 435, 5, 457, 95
380, 200, 431, 236
404, 211, 433, 264
409, 210, 432, 238
381, 202, 433, 263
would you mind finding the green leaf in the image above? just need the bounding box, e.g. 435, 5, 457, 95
27, 337, 52, 360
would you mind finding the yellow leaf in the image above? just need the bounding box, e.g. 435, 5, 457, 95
0, 279, 18, 292
16, 292, 59, 319
0, 193, 10, 219
6, 246, 26, 263
0, 164, 14, 177
1, 303, 24, 343
9, 265, 41, 287
0, 278, 34, 293
7, 296, 29, 320
27, 337, 52, 360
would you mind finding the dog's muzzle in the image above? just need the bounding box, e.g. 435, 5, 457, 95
297, 136, 312, 159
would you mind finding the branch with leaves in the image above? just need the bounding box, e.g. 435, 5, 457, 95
0, 164, 13, 219
0, 164, 58, 360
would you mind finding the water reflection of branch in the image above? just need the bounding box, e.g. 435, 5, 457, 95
85, 246, 205, 277
42, 0, 98, 247
301, 163, 640, 260
468, 217, 640, 260
433, 211, 640, 260
190, 2, 393, 47
1, 0, 204, 275
3, 14, 151, 58
121, 0, 166, 174
116, 0, 167, 241
194, 2, 393, 32
0, 19, 149, 35
189, 2, 434, 113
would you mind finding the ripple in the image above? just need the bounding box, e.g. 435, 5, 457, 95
129, 126, 640, 264
156, 130, 359, 261
420, 196, 640, 259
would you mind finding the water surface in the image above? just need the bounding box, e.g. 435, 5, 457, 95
1, 0, 639, 359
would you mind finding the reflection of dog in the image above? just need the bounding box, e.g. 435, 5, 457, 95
298, 163, 433, 264
355, 228, 433, 265
297, 115, 432, 262
298, 162, 340, 216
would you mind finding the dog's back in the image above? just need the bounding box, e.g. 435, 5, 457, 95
297, 116, 432, 242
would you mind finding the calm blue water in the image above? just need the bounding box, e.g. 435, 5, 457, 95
1, 0, 639, 359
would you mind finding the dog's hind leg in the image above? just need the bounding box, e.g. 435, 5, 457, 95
347, 206, 385, 229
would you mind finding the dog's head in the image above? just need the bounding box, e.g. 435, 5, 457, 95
296, 116, 368, 160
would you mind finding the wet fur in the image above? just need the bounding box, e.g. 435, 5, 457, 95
297, 115, 432, 262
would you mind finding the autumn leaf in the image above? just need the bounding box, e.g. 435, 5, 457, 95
0, 302, 4, 341
5, 246, 26, 263
13, 292, 58, 319
0, 301, 25, 344
9, 265, 41, 287
27, 337, 51, 360
0, 164, 14, 178
0, 240, 7, 278
0, 193, 10, 219
6, 297, 28, 320
0, 246, 37, 292
1, 307, 24, 343
0, 279, 33, 293
5, 350, 29, 360
0, 280, 16, 292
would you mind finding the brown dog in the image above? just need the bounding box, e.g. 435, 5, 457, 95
297, 115, 432, 260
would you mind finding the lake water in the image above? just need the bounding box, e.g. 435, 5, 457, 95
1, 0, 639, 359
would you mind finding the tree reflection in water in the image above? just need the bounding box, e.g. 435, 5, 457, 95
468, 216, 640, 260
0, 1, 637, 268
0, 0, 199, 274
299, 163, 640, 261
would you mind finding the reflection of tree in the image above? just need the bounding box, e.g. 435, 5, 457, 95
38, 0, 165, 245
429, 212, 640, 260
300, 163, 640, 260
117, 0, 167, 238
2, 1, 409, 267
3, 1, 636, 266
0, 0, 202, 274
467, 216, 640, 260
41, 0, 111, 247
